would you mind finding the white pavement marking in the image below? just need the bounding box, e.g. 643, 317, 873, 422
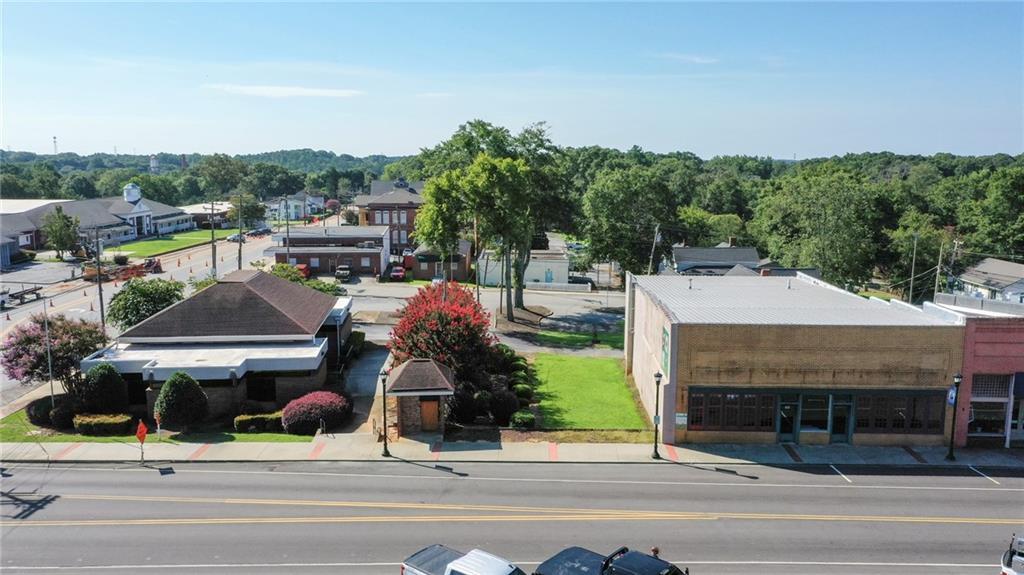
0, 561, 999, 571
17, 465, 1022, 493
969, 465, 1000, 485
830, 464, 852, 483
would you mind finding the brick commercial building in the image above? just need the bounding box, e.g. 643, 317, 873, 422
404, 239, 472, 282
352, 179, 425, 254
385, 358, 456, 437
263, 225, 391, 276
625, 273, 964, 446
81, 270, 353, 420
926, 294, 1024, 448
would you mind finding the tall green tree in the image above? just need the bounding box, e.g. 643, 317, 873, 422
107, 278, 185, 330
227, 193, 266, 227
60, 173, 99, 199
882, 210, 948, 302
198, 154, 249, 197
676, 205, 714, 247
238, 162, 304, 200
415, 170, 468, 282
41, 205, 80, 259
128, 174, 179, 206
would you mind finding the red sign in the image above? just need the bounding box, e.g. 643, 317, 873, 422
136, 420, 148, 444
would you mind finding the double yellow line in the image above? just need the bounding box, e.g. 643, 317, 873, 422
3, 493, 1019, 528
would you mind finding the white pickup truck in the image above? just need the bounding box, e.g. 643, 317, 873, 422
402, 545, 525, 575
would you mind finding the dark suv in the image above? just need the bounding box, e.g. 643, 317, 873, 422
535, 547, 688, 575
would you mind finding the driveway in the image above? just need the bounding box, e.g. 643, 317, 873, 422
1, 261, 81, 287
344, 346, 389, 397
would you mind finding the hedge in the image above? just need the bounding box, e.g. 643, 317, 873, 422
281, 391, 352, 435
26, 394, 70, 427
233, 411, 284, 433
73, 413, 134, 436
512, 384, 533, 401
473, 390, 493, 417
49, 403, 76, 429
511, 410, 536, 429
490, 390, 520, 427
347, 331, 366, 358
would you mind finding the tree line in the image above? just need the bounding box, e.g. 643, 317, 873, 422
391, 121, 1023, 303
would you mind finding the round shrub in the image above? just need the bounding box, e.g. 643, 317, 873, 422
80, 363, 129, 414
512, 384, 533, 401
281, 391, 351, 435
509, 359, 529, 374
154, 371, 208, 430
113, 255, 129, 266
26, 395, 68, 427
233, 411, 283, 433
511, 371, 532, 386
49, 403, 76, 429
518, 397, 531, 409
489, 390, 520, 427
450, 387, 478, 424
511, 410, 536, 429
473, 390, 493, 417
73, 413, 133, 436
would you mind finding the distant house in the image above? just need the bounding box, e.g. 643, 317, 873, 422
352, 179, 425, 254
958, 258, 1024, 303
81, 270, 353, 419
405, 239, 472, 282
272, 191, 327, 221
671, 244, 820, 278
180, 201, 234, 229
263, 225, 391, 276
0, 184, 193, 252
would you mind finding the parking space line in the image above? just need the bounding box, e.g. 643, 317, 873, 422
829, 464, 852, 483
308, 442, 326, 460
52, 443, 83, 461
969, 465, 1000, 485
548, 442, 558, 462
188, 444, 211, 461
664, 445, 679, 462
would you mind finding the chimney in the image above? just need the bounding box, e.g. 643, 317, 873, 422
759, 268, 771, 277
728, 236, 737, 247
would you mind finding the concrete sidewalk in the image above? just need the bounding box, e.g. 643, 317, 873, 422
3, 433, 1023, 467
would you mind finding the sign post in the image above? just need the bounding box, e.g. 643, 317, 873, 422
136, 420, 148, 465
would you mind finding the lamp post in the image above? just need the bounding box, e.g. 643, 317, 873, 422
945, 372, 963, 461
380, 369, 391, 457
652, 371, 663, 460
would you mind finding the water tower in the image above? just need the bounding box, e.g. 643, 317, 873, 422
123, 183, 142, 203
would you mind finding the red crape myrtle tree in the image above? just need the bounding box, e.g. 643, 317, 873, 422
388, 282, 495, 380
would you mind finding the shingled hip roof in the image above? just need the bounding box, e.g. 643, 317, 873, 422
119, 270, 338, 341
385, 358, 456, 395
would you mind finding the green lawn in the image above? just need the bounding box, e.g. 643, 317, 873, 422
535, 322, 624, 350
0, 409, 308, 443
859, 289, 894, 301
115, 228, 241, 258
533, 354, 647, 430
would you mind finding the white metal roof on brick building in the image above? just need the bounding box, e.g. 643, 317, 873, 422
631, 274, 954, 326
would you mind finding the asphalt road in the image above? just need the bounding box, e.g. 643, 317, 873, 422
2, 461, 1022, 574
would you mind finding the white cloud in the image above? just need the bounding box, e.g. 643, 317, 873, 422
204, 84, 364, 98
415, 92, 454, 99
657, 53, 719, 65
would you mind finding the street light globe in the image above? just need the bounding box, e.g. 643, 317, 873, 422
953, 373, 963, 387
654, 372, 663, 385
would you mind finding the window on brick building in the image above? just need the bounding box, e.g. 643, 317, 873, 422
688, 391, 775, 432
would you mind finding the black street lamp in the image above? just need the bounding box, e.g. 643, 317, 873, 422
945, 372, 963, 461
380, 368, 391, 458
652, 371, 663, 460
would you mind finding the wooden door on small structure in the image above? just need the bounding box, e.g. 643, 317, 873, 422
421, 398, 440, 432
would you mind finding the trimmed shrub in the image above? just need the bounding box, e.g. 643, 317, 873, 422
490, 390, 520, 427
73, 413, 133, 436
449, 387, 477, 424
26, 395, 69, 427
473, 390, 493, 416
233, 411, 284, 433
281, 391, 351, 435
49, 403, 76, 429
113, 255, 129, 266
79, 363, 129, 414
349, 331, 366, 358
511, 371, 532, 386
518, 397, 531, 409
512, 384, 533, 401
239, 399, 273, 415
511, 410, 536, 429
154, 371, 208, 429
509, 358, 529, 373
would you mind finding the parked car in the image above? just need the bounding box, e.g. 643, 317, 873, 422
335, 264, 352, 283
402, 247, 415, 257
568, 275, 596, 289
535, 546, 688, 575
226, 234, 245, 243
1002, 533, 1024, 575
431, 275, 445, 286
390, 266, 407, 281
294, 263, 311, 279
565, 241, 587, 251
402, 545, 525, 575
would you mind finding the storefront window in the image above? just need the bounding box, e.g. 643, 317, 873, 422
970, 402, 1007, 435
688, 391, 775, 432
800, 395, 829, 431
855, 394, 944, 435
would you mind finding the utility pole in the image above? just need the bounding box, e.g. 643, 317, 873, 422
283, 199, 291, 263
237, 194, 244, 271
933, 241, 945, 297
908, 233, 919, 304
947, 238, 961, 292
646, 223, 661, 275
209, 200, 218, 280
94, 231, 106, 333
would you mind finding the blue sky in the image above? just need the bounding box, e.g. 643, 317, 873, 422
3, 2, 1021, 158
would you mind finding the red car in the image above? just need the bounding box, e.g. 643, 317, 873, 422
389, 266, 406, 281
295, 264, 311, 279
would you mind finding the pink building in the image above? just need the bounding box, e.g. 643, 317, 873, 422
927, 294, 1024, 448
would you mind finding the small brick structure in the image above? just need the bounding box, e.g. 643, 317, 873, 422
385, 358, 456, 437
